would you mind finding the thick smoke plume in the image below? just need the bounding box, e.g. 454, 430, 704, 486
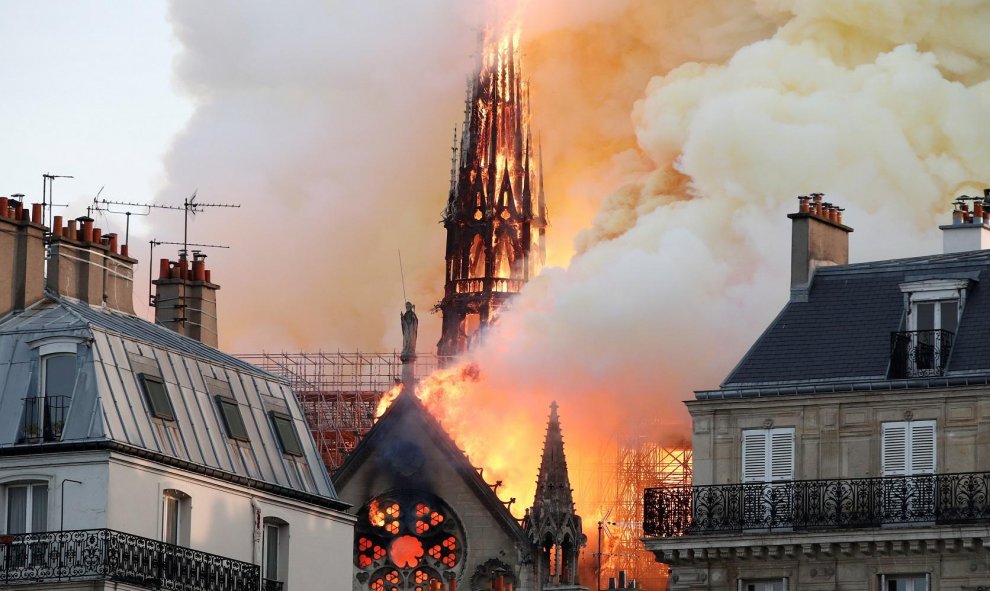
162, 0, 990, 529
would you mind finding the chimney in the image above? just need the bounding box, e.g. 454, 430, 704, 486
152, 251, 220, 348
788, 193, 853, 300
47, 216, 138, 314
940, 192, 990, 254
0, 196, 47, 318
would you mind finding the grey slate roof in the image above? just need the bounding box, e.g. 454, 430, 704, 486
717, 250, 990, 394
0, 295, 338, 501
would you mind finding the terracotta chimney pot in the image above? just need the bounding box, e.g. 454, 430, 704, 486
31, 203, 42, 224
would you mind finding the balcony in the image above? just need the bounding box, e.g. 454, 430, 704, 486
889, 329, 954, 379
644, 471, 990, 538
18, 396, 70, 443
0, 528, 260, 590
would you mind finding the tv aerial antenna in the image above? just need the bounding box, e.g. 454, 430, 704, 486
180, 191, 240, 255
147, 239, 230, 307
41, 173, 73, 229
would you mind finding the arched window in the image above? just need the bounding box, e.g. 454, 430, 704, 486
21, 341, 79, 443
263, 517, 289, 587
162, 489, 191, 546
354, 491, 464, 591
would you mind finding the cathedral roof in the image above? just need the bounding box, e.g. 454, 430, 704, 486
333, 389, 529, 547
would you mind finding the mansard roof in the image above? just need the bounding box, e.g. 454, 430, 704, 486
0, 295, 342, 506
707, 250, 990, 400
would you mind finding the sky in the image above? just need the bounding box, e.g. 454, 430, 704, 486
0, 1, 192, 276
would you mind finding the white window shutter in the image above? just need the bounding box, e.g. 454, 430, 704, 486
882, 422, 908, 477
742, 430, 769, 482
769, 428, 795, 482
910, 420, 936, 475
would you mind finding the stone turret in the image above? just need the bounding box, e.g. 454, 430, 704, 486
525, 401, 586, 590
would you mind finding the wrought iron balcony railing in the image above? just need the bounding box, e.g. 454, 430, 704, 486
18, 395, 71, 443
889, 329, 954, 378
0, 528, 260, 590
644, 471, 990, 538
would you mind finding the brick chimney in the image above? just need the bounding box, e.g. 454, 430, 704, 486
939, 192, 990, 253
47, 215, 138, 314
152, 252, 220, 347
788, 193, 853, 301
0, 196, 47, 318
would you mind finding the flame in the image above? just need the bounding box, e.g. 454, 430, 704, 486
368, 499, 386, 528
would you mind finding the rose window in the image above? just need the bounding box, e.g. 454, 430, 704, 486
355, 491, 464, 590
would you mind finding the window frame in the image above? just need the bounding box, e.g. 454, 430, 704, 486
739, 579, 788, 591
742, 427, 795, 483
881, 420, 936, 477
139, 374, 175, 421
161, 489, 191, 546
262, 517, 289, 584
5, 481, 49, 535
269, 411, 304, 457
215, 396, 250, 442
879, 573, 930, 591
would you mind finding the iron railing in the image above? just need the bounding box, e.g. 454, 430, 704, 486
644, 471, 990, 537
18, 396, 70, 443
889, 329, 954, 378
263, 578, 285, 591
0, 528, 260, 590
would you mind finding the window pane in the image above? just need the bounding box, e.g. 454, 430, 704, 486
164, 496, 179, 544
31, 486, 47, 533
915, 302, 935, 331
7, 487, 26, 534
271, 413, 303, 456
44, 355, 76, 398
265, 524, 279, 579
940, 300, 958, 333
218, 398, 250, 441
141, 375, 175, 421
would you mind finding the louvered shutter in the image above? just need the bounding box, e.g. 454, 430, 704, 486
769, 428, 794, 482
881, 422, 908, 477
742, 430, 769, 483
909, 420, 936, 475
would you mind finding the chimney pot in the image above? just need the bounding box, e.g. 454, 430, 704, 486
204, 269, 211, 283
92, 228, 102, 245
31, 204, 42, 225
107, 233, 118, 254
120, 244, 128, 257
158, 258, 170, 280
52, 216, 63, 237
67, 220, 77, 240
81, 219, 94, 243
789, 192, 852, 298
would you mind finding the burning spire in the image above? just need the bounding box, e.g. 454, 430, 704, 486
437, 23, 547, 358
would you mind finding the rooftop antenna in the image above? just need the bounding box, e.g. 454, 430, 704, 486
147, 239, 229, 307
90, 193, 156, 246
181, 191, 240, 255
397, 249, 408, 303
42, 173, 73, 229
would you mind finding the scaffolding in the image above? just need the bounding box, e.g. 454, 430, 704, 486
603, 437, 692, 591
236, 352, 449, 471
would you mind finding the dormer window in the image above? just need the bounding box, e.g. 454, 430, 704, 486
890, 278, 971, 378
21, 341, 80, 443
139, 374, 175, 421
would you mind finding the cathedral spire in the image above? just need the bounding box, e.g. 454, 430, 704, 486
526, 401, 585, 588
436, 21, 548, 359
533, 401, 575, 514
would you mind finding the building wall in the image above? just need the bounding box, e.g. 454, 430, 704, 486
106, 453, 354, 590
687, 386, 990, 486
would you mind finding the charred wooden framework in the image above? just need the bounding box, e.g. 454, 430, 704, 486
437, 28, 547, 358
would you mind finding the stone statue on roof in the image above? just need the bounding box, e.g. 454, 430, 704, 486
400, 301, 418, 361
